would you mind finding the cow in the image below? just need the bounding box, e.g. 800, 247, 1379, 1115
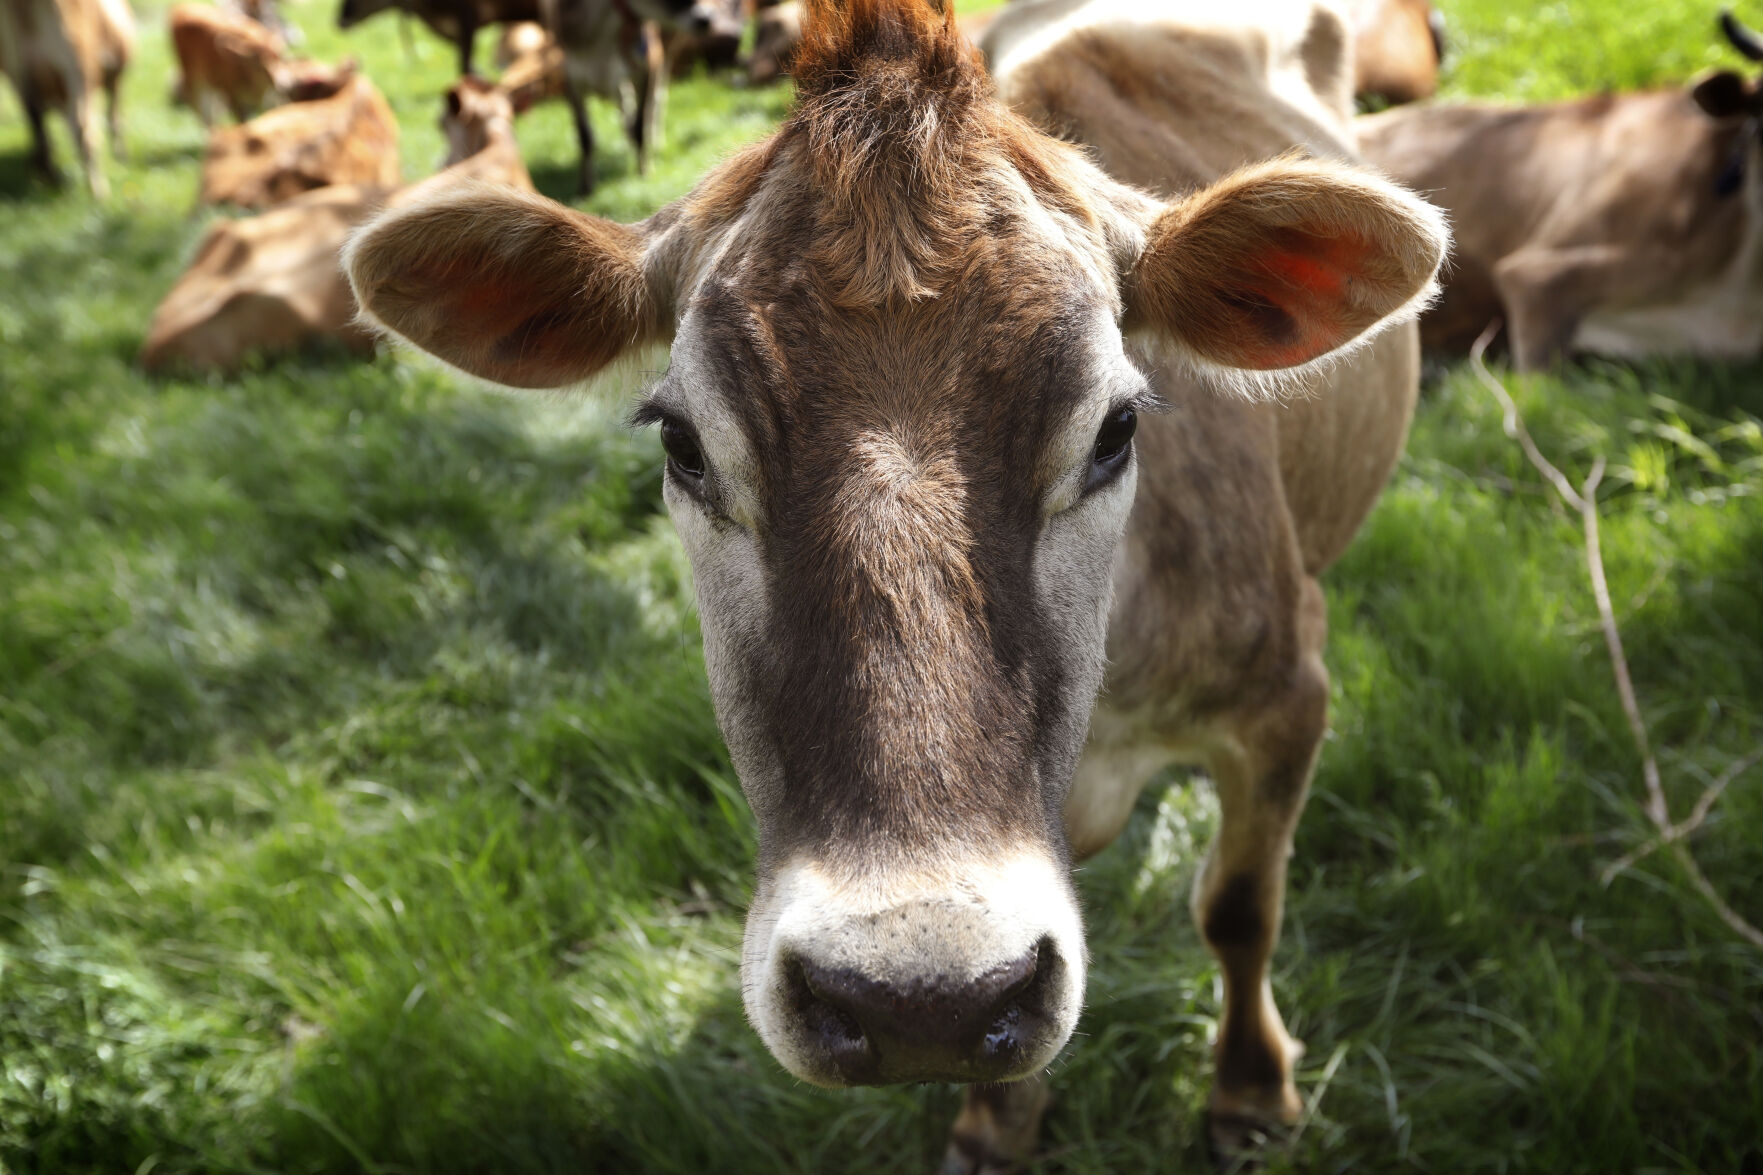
169, 2, 310, 124
1347, 0, 1443, 107
200, 70, 400, 210
1359, 10, 1763, 370
342, 0, 1446, 1168
0, 0, 134, 197
143, 79, 531, 374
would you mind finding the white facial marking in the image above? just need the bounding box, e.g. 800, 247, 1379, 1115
744, 852, 1088, 1086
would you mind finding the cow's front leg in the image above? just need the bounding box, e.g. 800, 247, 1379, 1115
940, 1077, 1051, 1175
1491, 244, 1626, 371
1193, 586, 1329, 1160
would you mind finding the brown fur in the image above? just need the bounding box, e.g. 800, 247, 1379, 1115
199, 71, 399, 209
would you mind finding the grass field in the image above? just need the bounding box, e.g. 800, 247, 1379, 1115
3, 0, 1762, 1171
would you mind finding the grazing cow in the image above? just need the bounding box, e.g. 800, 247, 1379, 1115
1347, 0, 1443, 107
335, 0, 544, 77
200, 70, 400, 210
143, 79, 530, 374
1360, 10, 1763, 369
169, 3, 298, 124
0, 0, 134, 197
344, 0, 1445, 1167
545, 0, 741, 194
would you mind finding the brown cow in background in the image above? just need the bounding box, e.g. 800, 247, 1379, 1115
1348, 0, 1444, 106
200, 70, 400, 209
143, 78, 532, 374
1360, 10, 1763, 369
0, 0, 134, 197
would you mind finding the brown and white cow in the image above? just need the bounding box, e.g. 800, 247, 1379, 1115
143, 79, 530, 374
200, 70, 400, 209
0, 0, 133, 197
343, 0, 1446, 1167
1359, 11, 1763, 370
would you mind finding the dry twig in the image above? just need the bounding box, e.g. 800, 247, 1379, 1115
1469, 322, 1763, 949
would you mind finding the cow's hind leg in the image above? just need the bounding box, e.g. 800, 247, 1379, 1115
105, 67, 126, 160
941, 1077, 1051, 1175
1194, 578, 1329, 1161
65, 87, 108, 199
563, 77, 596, 196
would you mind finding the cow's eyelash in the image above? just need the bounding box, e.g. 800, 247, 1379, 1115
627, 396, 672, 429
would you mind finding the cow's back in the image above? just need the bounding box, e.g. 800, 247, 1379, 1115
984, 0, 1419, 576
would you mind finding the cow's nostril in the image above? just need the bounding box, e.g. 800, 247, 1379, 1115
788, 937, 1056, 1084
786, 957, 876, 1079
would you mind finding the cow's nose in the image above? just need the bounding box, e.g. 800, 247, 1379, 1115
787, 937, 1055, 1084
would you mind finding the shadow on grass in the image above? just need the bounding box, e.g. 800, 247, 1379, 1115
0, 152, 60, 203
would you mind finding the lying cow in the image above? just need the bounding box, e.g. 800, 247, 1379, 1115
1360, 10, 1763, 369
0, 0, 134, 197
200, 69, 400, 210
343, 0, 1445, 1168
143, 79, 531, 374
1347, 0, 1444, 107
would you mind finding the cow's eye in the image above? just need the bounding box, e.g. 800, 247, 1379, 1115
661, 418, 706, 480
1086, 406, 1136, 489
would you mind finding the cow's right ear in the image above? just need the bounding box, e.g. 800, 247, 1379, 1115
1692, 70, 1752, 118
344, 185, 660, 389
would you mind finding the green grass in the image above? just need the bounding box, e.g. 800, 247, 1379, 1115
3, 1, 1762, 1172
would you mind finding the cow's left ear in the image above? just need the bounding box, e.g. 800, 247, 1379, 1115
344, 184, 661, 388
1125, 158, 1449, 374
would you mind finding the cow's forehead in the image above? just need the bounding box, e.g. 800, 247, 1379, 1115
669, 268, 1126, 478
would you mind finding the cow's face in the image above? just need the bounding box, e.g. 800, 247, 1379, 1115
344, 0, 1446, 1089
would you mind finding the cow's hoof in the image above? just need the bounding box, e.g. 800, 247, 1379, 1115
1204, 1109, 1291, 1172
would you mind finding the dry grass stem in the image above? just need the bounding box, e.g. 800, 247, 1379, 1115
1470, 321, 1763, 949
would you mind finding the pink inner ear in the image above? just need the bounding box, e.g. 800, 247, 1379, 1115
1229, 230, 1375, 370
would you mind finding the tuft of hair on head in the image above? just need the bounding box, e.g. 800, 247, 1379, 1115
790, 0, 988, 191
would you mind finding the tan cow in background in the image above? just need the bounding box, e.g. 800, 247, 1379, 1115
0, 0, 134, 197
1360, 11, 1763, 369
143, 78, 532, 374
200, 70, 400, 209
1347, 0, 1444, 107
170, 2, 316, 124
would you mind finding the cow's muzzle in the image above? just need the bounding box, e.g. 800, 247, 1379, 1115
743, 856, 1086, 1087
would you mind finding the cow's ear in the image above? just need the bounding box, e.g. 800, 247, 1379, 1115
1125, 158, 1448, 374
344, 185, 660, 388
1692, 70, 1751, 118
